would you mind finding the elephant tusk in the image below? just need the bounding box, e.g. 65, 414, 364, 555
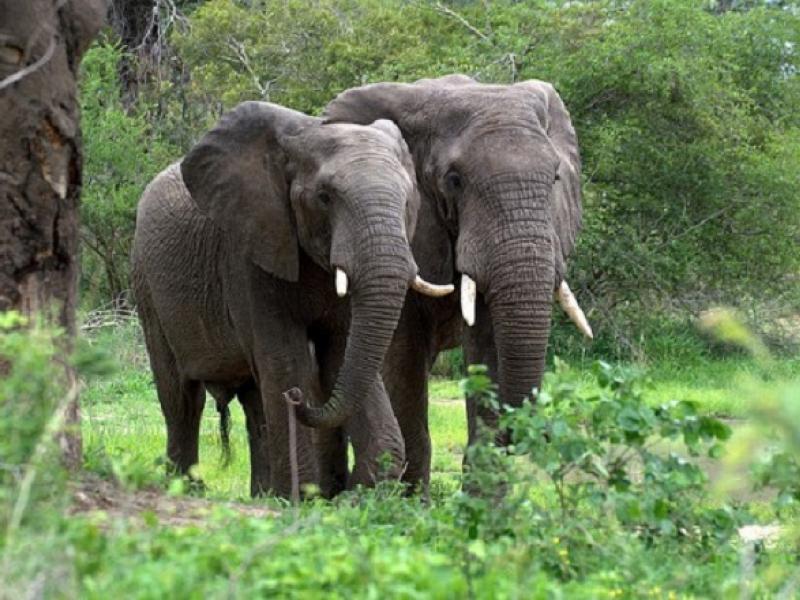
460, 274, 477, 327
335, 268, 348, 298
555, 281, 593, 339
411, 274, 455, 298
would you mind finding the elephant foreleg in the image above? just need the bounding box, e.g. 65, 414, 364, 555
311, 334, 349, 498
316, 330, 406, 489
345, 375, 406, 488
462, 293, 503, 447
380, 308, 435, 494
237, 381, 271, 497
254, 344, 319, 499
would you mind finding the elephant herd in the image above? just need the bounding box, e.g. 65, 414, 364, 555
131, 74, 592, 499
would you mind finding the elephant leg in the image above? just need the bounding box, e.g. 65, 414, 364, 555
237, 381, 271, 497
254, 342, 319, 499
462, 292, 503, 447
381, 307, 434, 493
142, 308, 205, 476
162, 379, 205, 475
345, 374, 406, 488
311, 335, 349, 499
314, 328, 405, 489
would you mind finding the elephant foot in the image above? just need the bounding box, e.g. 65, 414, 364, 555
348, 447, 406, 489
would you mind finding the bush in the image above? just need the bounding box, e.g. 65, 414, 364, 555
80, 39, 177, 308
0, 313, 69, 527
431, 348, 466, 379
0, 313, 73, 593
169, 0, 800, 359
453, 362, 741, 584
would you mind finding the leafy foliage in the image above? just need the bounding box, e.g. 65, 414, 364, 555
504, 360, 738, 543
0, 313, 65, 519
5, 316, 799, 596
80, 0, 800, 359
63, 357, 783, 597
80, 40, 177, 308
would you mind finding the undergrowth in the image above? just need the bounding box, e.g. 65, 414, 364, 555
1, 315, 799, 598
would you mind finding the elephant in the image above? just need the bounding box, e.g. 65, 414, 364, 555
304, 75, 592, 489
131, 101, 453, 498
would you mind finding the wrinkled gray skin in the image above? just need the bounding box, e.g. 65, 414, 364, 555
132, 101, 422, 498
323, 75, 583, 489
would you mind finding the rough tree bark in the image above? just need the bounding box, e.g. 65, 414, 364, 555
0, 0, 105, 468
108, 0, 190, 108
108, 0, 158, 106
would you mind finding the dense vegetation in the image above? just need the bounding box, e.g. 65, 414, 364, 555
80, 0, 800, 360
2, 315, 799, 596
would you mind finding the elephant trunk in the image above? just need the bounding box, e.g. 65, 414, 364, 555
487, 258, 554, 411
468, 175, 556, 414
295, 221, 412, 429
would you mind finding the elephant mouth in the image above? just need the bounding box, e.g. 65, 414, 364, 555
331, 265, 454, 299
457, 270, 591, 338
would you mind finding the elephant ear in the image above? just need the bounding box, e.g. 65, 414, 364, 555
516, 80, 582, 284
323, 75, 476, 127
181, 101, 317, 282
323, 82, 434, 135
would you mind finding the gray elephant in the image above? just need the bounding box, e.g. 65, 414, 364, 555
306, 75, 592, 489
131, 101, 452, 498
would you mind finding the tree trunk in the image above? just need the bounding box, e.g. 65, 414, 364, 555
0, 0, 105, 469
108, 0, 158, 107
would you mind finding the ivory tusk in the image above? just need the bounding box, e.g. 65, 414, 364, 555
460, 274, 477, 327
411, 274, 455, 298
335, 268, 348, 298
555, 281, 593, 339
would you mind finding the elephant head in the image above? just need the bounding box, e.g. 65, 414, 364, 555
324, 76, 590, 413
180, 101, 452, 429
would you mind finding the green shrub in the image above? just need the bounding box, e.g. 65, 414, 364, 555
0, 313, 74, 595
169, 0, 800, 359
80, 39, 177, 308
450, 362, 742, 584
431, 348, 466, 379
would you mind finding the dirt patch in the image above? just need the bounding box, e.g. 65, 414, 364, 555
70, 475, 277, 527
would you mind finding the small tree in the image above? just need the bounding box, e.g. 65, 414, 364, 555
80, 41, 176, 308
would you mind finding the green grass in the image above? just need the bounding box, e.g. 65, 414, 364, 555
5, 335, 796, 598
64, 353, 798, 596
80, 354, 800, 499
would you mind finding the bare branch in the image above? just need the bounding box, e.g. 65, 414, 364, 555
283, 387, 303, 508
655, 206, 732, 250
2, 368, 79, 552
0, 36, 55, 92
432, 1, 490, 43
0, 0, 75, 92
226, 37, 273, 99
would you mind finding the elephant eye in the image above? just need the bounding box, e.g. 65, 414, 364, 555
444, 171, 463, 194
317, 192, 332, 206
554, 172, 561, 182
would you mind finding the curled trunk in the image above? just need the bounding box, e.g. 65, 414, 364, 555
295, 237, 410, 429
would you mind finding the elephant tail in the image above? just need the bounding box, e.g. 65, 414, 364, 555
217, 400, 232, 468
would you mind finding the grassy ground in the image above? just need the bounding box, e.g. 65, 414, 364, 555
80, 351, 800, 500
4, 324, 798, 597
81, 368, 471, 499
